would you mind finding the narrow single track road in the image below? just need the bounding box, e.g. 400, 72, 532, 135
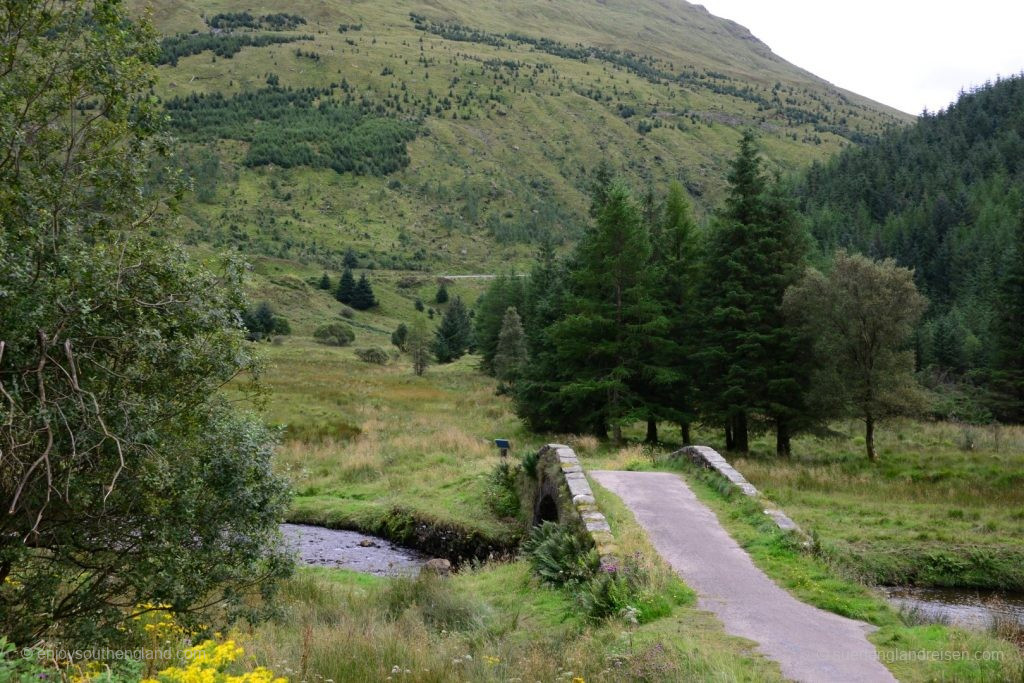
591, 470, 896, 683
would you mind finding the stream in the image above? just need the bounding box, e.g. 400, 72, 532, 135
882, 586, 1024, 628
281, 523, 430, 576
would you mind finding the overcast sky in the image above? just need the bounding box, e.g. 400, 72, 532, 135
695, 1, 1024, 115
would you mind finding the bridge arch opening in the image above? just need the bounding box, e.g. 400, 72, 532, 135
534, 494, 559, 525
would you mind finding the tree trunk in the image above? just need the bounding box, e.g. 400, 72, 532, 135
725, 420, 735, 451
865, 416, 876, 461
734, 412, 749, 453
594, 418, 608, 440
680, 421, 691, 446
645, 418, 658, 444
613, 423, 624, 444
776, 420, 791, 457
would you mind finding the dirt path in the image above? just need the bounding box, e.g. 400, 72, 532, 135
590, 470, 896, 683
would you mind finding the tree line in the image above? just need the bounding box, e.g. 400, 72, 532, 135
475, 134, 931, 459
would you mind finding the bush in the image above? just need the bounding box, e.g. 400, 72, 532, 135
339, 305, 356, 319
578, 554, 672, 624
520, 448, 541, 477
313, 323, 355, 346
522, 521, 599, 587
485, 461, 520, 519
391, 322, 409, 351
355, 347, 389, 364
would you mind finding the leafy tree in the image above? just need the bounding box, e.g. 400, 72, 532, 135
474, 273, 525, 374
391, 322, 409, 351
494, 307, 529, 383
435, 281, 450, 304
319, 272, 332, 290
991, 211, 1024, 420
351, 273, 377, 310
0, 0, 291, 645
784, 251, 928, 460
434, 296, 473, 363
336, 267, 356, 304
407, 317, 432, 376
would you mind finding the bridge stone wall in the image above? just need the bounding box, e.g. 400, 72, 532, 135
671, 445, 804, 535
526, 443, 618, 569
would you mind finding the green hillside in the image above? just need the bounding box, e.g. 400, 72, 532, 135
137, 0, 909, 272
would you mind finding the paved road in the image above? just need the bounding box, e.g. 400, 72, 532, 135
590, 470, 896, 683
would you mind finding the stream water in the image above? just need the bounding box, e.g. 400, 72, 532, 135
281, 523, 430, 576
882, 586, 1024, 628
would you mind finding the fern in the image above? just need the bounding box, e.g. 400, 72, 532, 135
522, 522, 598, 586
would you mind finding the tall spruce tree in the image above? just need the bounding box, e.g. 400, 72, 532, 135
336, 267, 356, 304
645, 182, 701, 444
494, 307, 529, 383
351, 273, 377, 310
542, 181, 666, 442
991, 211, 1024, 420
697, 131, 809, 454
434, 296, 472, 363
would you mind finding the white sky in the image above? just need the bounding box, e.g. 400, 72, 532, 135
695, 1, 1024, 115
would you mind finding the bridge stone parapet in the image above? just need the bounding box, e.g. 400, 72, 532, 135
528, 443, 618, 569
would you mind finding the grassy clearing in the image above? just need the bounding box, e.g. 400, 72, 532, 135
723, 420, 1024, 591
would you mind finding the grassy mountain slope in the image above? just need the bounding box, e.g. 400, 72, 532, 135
138, 0, 910, 272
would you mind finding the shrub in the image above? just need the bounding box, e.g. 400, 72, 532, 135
355, 347, 389, 364
578, 554, 671, 624
520, 448, 541, 477
522, 521, 598, 587
485, 461, 520, 519
313, 323, 355, 346
391, 322, 409, 351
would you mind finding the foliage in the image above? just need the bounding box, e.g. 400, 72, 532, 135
143, 638, 285, 683
354, 347, 390, 365
794, 76, 1024, 388
696, 131, 810, 454
159, 32, 309, 66
434, 296, 473, 363
474, 274, 525, 374
990, 210, 1024, 420
335, 267, 356, 304
407, 317, 432, 376
206, 12, 306, 31
435, 282, 450, 304
165, 87, 419, 176
313, 323, 355, 347
318, 272, 331, 290
485, 461, 521, 519
391, 323, 409, 352
784, 251, 928, 459
242, 302, 291, 340
578, 555, 673, 624
522, 522, 599, 587
351, 273, 378, 311
0, 0, 292, 645
493, 307, 529, 383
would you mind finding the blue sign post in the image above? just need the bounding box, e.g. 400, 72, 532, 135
494, 438, 511, 458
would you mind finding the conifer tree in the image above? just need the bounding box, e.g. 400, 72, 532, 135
319, 272, 331, 290
645, 182, 701, 444
544, 181, 666, 442
343, 247, 359, 269
697, 131, 809, 454
474, 273, 525, 374
336, 267, 356, 304
494, 307, 529, 383
351, 273, 377, 310
434, 296, 472, 362
991, 211, 1024, 420
435, 281, 449, 304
